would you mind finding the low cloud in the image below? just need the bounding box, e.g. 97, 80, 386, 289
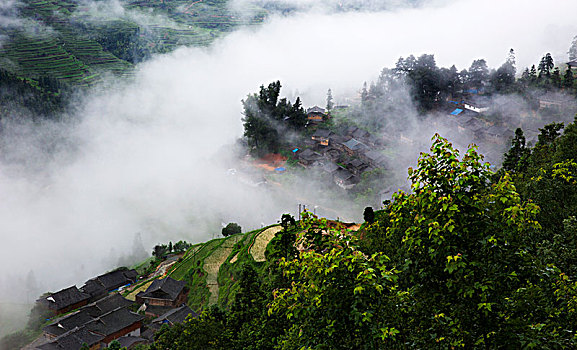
1, 0, 576, 320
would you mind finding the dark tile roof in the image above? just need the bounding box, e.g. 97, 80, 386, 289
38, 326, 105, 349
334, 168, 355, 182
364, 150, 389, 166
80, 280, 107, 299
138, 277, 186, 302
117, 336, 147, 349
342, 138, 369, 152
43, 310, 94, 337
153, 305, 198, 326
330, 134, 349, 145
40, 286, 90, 311
312, 129, 332, 138
83, 293, 133, 318
322, 162, 340, 174
297, 149, 322, 162
306, 106, 326, 114
95, 270, 138, 291
86, 308, 144, 336
144, 305, 175, 318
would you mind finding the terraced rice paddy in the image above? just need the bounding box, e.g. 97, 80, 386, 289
0, 34, 99, 86
249, 225, 282, 262
203, 234, 244, 304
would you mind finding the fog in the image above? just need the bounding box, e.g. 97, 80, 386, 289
1, 0, 577, 331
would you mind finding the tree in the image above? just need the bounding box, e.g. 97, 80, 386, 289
502, 128, 530, 173
538, 53, 554, 78
467, 59, 489, 89
269, 217, 404, 349
529, 64, 538, 84
491, 49, 516, 92
564, 66, 574, 89
406, 54, 442, 110
242, 81, 306, 156
222, 222, 241, 237
280, 213, 296, 231
366, 135, 576, 347
326, 88, 334, 112
152, 244, 169, 259
363, 206, 375, 224
552, 67, 562, 88
107, 340, 125, 350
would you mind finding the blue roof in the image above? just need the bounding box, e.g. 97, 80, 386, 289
292, 148, 299, 153
275, 167, 286, 172
450, 108, 463, 116
449, 101, 459, 104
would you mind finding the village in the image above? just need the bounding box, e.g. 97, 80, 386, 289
281, 87, 576, 195
30, 262, 194, 349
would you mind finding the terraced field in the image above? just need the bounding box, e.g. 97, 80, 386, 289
249, 225, 282, 262
203, 234, 244, 304
0, 34, 99, 86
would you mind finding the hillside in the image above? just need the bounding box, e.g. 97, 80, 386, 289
119, 224, 289, 313
0, 0, 266, 118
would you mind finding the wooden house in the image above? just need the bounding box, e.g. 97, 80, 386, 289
81, 269, 138, 302
136, 277, 188, 317
341, 138, 369, 156
43, 293, 134, 340
39, 307, 144, 350
311, 129, 333, 146
38, 286, 91, 316
306, 106, 327, 123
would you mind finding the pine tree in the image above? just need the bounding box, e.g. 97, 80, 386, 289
538, 53, 554, 78
502, 128, 530, 173
529, 65, 537, 84
552, 67, 562, 88
564, 66, 574, 89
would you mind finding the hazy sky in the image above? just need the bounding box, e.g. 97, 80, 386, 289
0, 0, 576, 322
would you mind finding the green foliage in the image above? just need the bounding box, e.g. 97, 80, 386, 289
145, 132, 577, 349
0, 329, 41, 350
502, 127, 530, 173
242, 81, 307, 156
222, 222, 242, 237
270, 217, 403, 349
363, 206, 375, 224
364, 134, 577, 347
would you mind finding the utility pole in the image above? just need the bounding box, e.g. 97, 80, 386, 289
298, 204, 301, 221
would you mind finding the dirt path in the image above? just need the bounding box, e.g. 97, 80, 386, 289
250, 225, 282, 262
204, 235, 243, 305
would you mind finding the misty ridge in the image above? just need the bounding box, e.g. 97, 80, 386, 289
0, 0, 577, 338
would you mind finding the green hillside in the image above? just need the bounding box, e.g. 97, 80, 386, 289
128, 224, 283, 313
0, 0, 267, 118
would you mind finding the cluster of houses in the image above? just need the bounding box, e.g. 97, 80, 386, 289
294, 106, 390, 190
35, 269, 195, 350
446, 91, 577, 147
295, 87, 577, 191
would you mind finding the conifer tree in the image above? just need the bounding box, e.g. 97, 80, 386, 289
564, 66, 574, 89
